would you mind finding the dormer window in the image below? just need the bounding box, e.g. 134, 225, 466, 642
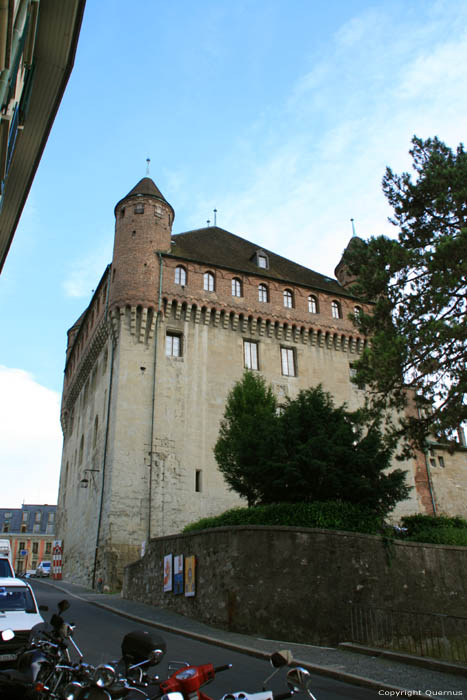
254, 250, 269, 269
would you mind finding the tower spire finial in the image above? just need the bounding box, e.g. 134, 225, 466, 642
146, 158, 150, 176
350, 218, 357, 237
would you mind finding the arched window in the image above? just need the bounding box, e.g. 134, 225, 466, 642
204, 271, 215, 291
283, 289, 293, 308
331, 300, 341, 319
232, 277, 242, 297
308, 295, 318, 313
258, 283, 268, 303
354, 305, 362, 319
175, 265, 187, 285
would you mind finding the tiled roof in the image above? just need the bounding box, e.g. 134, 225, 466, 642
114, 177, 173, 214
169, 226, 352, 297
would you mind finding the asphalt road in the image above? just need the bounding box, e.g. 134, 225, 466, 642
30, 579, 384, 700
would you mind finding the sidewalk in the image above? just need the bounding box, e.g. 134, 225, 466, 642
42, 580, 466, 699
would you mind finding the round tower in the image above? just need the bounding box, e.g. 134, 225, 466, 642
334, 235, 365, 290
109, 177, 175, 310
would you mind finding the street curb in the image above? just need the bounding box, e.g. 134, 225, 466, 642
339, 643, 467, 677
39, 580, 439, 697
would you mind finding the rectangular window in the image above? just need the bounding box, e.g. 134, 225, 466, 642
32, 542, 38, 554
438, 456, 445, 468
45, 542, 52, 554
166, 333, 182, 357
33, 523, 40, 533
281, 347, 296, 376
19, 542, 25, 551
195, 469, 202, 493
244, 341, 259, 370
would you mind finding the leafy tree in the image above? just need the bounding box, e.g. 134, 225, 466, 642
215, 377, 410, 516
214, 371, 278, 506
264, 386, 409, 515
346, 136, 467, 452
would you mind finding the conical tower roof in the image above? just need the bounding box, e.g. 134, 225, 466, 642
114, 177, 174, 216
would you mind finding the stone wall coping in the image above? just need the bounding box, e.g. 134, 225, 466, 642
142, 524, 467, 553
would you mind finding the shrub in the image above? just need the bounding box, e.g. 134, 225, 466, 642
398, 514, 467, 546
183, 501, 384, 535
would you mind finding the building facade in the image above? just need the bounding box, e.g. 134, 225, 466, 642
56, 177, 467, 589
0, 504, 56, 574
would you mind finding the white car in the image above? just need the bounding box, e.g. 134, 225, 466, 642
0, 577, 46, 667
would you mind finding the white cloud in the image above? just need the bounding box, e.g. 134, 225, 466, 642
188, 3, 467, 279
0, 367, 62, 508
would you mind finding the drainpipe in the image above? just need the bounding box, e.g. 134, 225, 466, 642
423, 443, 437, 516
92, 268, 114, 588
147, 253, 164, 544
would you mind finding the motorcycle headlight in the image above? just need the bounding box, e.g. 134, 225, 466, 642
94, 664, 117, 688
62, 681, 85, 700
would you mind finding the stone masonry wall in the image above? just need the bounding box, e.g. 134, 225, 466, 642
123, 526, 467, 645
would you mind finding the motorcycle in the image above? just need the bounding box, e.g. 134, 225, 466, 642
0, 599, 82, 698
58, 628, 166, 699
159, 649, 317, 700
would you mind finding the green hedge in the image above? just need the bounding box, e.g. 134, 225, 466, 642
399, 514, 467, 546
182, 501, 384, 535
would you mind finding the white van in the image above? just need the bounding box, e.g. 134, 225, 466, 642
35, 561, 51, 577
0, 577, 46, 667
0, 540, 14, 578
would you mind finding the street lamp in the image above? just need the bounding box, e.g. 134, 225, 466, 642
80, 469, 100, 489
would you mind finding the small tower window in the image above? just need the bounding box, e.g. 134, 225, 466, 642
120, 207, 125, 218
204, 271, 215, 292
166, 332, 182, 357
134, 203, 144, 214
258, 283, 268, 303
154, 204, 163, 218
331, 300, 341, 319
232, 277, 242, 297
195, 469, 202, 492
175, 266, 187, 285
283, 289, 294, 308
308, 295, 318, 314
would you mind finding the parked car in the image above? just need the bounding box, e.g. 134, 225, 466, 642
0, 577, 47, 668
35, 561, 51, 578
0, 540, 14, 578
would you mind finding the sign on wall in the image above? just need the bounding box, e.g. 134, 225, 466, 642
174, 554, 184, 595
163, 554, 173, 592
184, 555, 196, 597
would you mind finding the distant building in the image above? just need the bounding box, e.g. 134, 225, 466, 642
0, 504, 56, 573
0, 0, 86, 272
56, 177, 467, 590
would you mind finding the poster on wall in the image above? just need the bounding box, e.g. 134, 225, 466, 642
163, 554, 173, 592
174, 554, 184, 595
184, 555, 196, 597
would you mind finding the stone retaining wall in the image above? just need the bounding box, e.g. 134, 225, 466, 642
122, 526, 467, 644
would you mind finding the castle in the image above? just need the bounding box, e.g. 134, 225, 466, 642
56, 177, 467, 588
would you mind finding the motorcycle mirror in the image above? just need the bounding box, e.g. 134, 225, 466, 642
270, 650, 293, 668
149, 648, 165, 665
1, 629, 14, 641
39, 605, 49, 612
286, 668, 316, 699
58, 599, 70, 613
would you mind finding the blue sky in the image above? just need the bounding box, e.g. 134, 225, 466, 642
1, 0, 467, 507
